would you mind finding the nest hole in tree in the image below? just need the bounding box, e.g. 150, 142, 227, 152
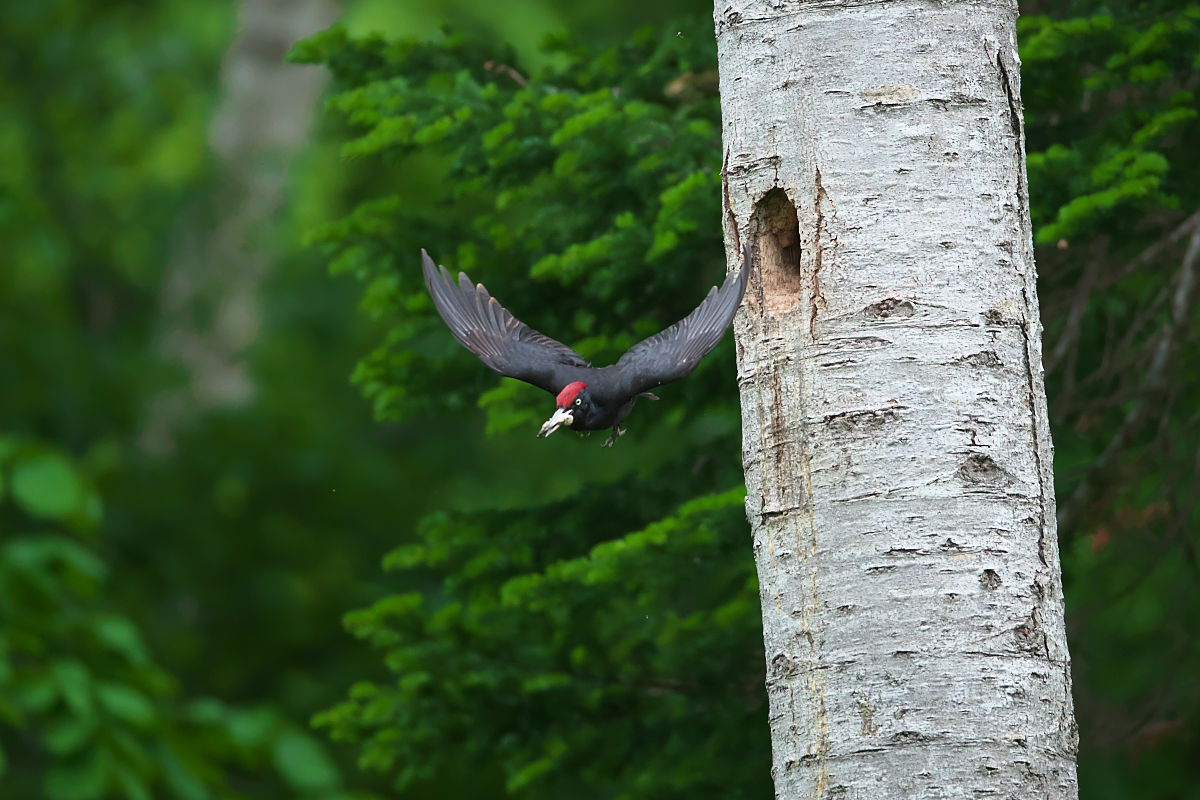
752, 188, 803, 314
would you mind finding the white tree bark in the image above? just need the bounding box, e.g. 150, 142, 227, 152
715, 1, 1078, 797
141, 0, 336, 453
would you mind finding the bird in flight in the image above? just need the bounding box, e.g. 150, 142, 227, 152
421, 246, 751, 447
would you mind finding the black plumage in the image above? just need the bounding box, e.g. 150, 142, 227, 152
421, 246, 751, 446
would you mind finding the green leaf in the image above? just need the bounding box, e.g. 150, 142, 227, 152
11, 452, 83, 520
17, 675, 59, 713
521, 672, 572, 692
227, 706, 277, 747
96, 682, 156, 727
381, 544, 427, 571
93, 615, 150, 665
270, 729, 340, 792
51, 660, 93, 716
113, 766, 151, 800
184, 697, 228, 725
44, 714, 98, 755
45, 747, 112, 800
506, 755, 556, 792
159, 747, 209, 800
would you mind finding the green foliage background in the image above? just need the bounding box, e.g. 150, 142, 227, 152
1, 0, 1197, 798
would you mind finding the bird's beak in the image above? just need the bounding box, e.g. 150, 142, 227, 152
537, 407, 574, 438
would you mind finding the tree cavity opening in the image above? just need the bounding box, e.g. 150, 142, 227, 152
752, 188, 803, 314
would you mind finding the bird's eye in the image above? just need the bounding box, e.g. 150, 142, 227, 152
574, 398, 582, 406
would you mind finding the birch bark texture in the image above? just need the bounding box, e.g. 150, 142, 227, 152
715, 1, 1079, 797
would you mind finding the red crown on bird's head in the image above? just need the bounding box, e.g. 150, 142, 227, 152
555, 381, 588, 408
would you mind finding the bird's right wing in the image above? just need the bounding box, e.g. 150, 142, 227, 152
607, 245, 751, 399
422, 250, 590, 395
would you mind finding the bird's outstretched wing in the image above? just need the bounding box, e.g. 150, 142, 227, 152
422, 250, 590, 395
606, 245, 751, 399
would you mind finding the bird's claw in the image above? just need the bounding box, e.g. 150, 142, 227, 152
602, 425, 626, 448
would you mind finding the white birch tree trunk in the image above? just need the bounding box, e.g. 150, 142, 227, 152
715, 1, 1079, 797
140, 0, 335, 453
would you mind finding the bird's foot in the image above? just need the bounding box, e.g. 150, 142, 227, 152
602, 425, 626, 448
639, 392, 660, 401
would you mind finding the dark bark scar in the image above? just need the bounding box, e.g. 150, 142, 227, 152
811, 166, 831, 340
722, 146, 743, 254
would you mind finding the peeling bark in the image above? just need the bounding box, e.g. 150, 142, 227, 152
716, 1, 1079, 797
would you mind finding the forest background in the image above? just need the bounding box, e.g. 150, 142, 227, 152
1, 0, 1197, 798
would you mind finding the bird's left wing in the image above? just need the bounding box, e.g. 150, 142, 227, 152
422, 250, 590, 395
606, 246, 751, 399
